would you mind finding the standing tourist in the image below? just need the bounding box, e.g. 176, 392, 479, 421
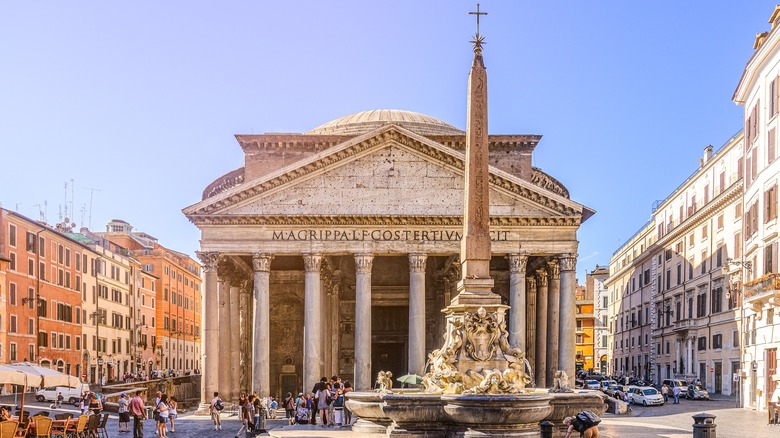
770, 380, 780, 424
88, 393, 103, 417
284, 392, 295, 425
234, 396, 249, 438
117, 393, 131, 433
342, 381, 353, 426
672, 385, 681, 404
661, 384, 669, 403
155, 394, 170, 438
130, 390, 146, 438
315, 381, 331, 426
168, 396, 178, 433
210, 392, 223, 431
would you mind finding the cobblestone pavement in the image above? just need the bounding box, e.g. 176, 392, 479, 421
7, 396, 780, 437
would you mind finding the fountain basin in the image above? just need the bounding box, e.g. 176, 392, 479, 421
345, 391, 393, 434
546, 390, 608, 424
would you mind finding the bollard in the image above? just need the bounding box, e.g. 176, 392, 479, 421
692, 412, 716, 438
539, 420, 554, 438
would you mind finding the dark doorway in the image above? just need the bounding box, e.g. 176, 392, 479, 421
714, 362, 722, 393
279, 374, 297, 400
371, 343, 405, 389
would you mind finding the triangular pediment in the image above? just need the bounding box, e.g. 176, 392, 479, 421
183, 124, 590, 225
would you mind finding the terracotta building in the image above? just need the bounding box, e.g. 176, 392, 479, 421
0, 209, 87, 377
100, 219, 202, 375
575, 284, 595, 373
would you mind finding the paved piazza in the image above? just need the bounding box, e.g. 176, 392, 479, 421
55, 396, 775, 438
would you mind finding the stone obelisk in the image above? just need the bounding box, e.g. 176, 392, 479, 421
453, 35, 500, 306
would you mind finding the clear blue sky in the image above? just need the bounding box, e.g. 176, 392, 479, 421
0, 1, 773, 281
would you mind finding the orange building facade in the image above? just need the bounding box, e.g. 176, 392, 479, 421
101, 220, 202, 375
576, 284, 596, 373
0, 209, 87, 377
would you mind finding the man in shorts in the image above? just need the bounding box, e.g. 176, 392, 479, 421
210, 391, 223, 431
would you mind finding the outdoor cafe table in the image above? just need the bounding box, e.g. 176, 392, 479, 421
11, 417, 70, 436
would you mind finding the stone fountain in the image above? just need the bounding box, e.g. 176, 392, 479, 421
346, 10, 605, 438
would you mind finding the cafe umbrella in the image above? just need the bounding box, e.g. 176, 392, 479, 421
0, 362, 80, 418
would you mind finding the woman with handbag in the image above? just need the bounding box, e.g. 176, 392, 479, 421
315, 385, 331, 426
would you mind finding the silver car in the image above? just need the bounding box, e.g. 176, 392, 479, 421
686, 384, 710, 400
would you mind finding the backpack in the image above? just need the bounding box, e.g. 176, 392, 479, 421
214, 399, 225, 411
573, 411, 601, 432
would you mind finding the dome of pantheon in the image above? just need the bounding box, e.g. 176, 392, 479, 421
306, 109, 465, 136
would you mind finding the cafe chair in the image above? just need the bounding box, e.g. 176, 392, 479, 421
49, 416, 71, 438
84, 415, 100, 438
53, 414, 72, 421
0, 420, 18, 438
15, 418, 30, 437
32, 415, 53, 438
96, 414, 108, 438
64, 415, 88, 438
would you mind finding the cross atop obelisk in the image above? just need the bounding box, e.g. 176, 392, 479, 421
469, 3, 487, 51
454, 3, 499, 305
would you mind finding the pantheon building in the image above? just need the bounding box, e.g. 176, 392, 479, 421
184, 110, 594, 400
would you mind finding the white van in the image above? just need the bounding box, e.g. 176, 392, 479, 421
35, 383, 90, 406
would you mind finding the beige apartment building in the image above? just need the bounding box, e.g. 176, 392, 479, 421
733, 5, 780, 411
69, 230, 134, 383
606, 222, 656, 382
588, 265, 610, 374
651, 136, 744, 396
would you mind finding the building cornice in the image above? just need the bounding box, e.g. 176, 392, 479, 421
656, 180, 743, 247
187, 214, 581, 227
734, 20, 780, 103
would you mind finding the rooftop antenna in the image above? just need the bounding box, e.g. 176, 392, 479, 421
63, 181, 68, 221
32, 204, 44, 222
70, 178, 75, 227
80, 204, 87, 229
44, 201, 47, 223
15, 202, 22, 212
85, 187, 101, 230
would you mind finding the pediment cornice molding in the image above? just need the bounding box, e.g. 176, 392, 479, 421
184, 124, 586, 218
186, 214, 581, 227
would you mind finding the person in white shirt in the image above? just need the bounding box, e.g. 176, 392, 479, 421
771, 381, 780, 424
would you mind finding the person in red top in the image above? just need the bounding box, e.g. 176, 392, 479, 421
129, 390, 147, 438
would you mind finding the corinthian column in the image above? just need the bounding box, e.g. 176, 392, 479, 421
196, 251, 220, 402
507, 254, 528, 351
252, 253, 273, 396
558, 254, 577, 380
303, 253, 323, 394
229, 279, 242, 398
217, 270, 232, 401
535, 269, 549, 387
408, 253, 427, 377
546, 259, 560, 385
354, 254, 374, 391
526, 276, 537, 374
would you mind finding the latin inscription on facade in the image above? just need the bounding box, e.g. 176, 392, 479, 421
271, 229, 512, 241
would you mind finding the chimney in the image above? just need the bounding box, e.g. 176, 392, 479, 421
703, 145, 713, 164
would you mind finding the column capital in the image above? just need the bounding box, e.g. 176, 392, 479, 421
252, 253, 274, 273
196, 251, 222, 272
409, 253, 428, 273
507, 254, 528, 274
559, 253, 577, 272
302, 253, 323, 272
547, 259, 560, 281
527, 275, 537, 293
354, 253, 374, 273
536, 269, 548, 288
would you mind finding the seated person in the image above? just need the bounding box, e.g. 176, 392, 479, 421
295, 401, 309, 425
0, 406, 10, 421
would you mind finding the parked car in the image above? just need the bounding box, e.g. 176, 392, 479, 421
662, 379, 688, 395
600, 380, 617, 392
36, 383, 90, 405
606, 384, 628, 398
585, 380, 600, 390
628, 386, 665, 406
686, 384, 710, 400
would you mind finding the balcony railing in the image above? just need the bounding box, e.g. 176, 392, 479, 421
745, 273, 780, 300
673, 319, 691, 332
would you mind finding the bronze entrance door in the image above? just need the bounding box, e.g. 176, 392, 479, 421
371, 342, 406, 389
279, 374, 297, 400
714, 362, 722, 393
